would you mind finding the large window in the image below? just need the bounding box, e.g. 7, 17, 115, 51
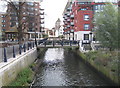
84, 34, 89, 40
84, 15, 89, 21
2, 25, 5, 27
84, 24, 90, 30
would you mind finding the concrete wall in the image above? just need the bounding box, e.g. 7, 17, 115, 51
0, 48, 37, 87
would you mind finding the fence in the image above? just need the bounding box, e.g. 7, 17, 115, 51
0, 41, 37, 63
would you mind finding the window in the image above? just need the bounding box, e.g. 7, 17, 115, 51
84, 24, 90, 30
94, 5, 98, 10
2, 25, 5, 27
35, 8, 38, 11
2, 20, 5, 23
1, 15, 5, 18
27, 2, 34, 6
23, 17, 26, 20
84, 34, 89, 40
80, 8, 87, 10
2, 29, 5, 31
84, 15, 89, 21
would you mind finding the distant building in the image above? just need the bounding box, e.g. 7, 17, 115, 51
1, 1, 43, 41
54, 18, 64, 37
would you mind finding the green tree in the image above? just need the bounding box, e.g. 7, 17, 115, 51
94, 3, 119, 50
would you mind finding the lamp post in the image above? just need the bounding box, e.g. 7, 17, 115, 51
70, 29, 74, 41
35, 29, 37, 47
89, 31, 92, 43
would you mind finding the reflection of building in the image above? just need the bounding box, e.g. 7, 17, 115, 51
63, 0, 117, 41
1, 1, 43, 41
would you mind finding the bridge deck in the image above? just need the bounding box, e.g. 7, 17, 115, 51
38, 45, 79, 48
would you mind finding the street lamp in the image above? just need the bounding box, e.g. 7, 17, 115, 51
89, 31, 92, 42
70, 29, 74, 41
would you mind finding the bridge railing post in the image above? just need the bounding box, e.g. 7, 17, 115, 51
13, 46, 15, 58
44, 41, 46, 47
19, 44, 21, 55
4, 48, 7, 62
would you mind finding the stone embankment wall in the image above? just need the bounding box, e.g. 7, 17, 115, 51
0, 48, 37, 87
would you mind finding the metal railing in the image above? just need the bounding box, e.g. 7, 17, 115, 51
0, 41, 38, 63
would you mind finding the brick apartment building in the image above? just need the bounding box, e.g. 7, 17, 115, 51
1, 1, 43, 41
63, 0, 118, 41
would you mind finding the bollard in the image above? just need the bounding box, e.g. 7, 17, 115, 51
53, 41, 55, 47
31, 42, 32, 49
70, 41, 72, 46
13, 46, 15, 58
27, 42, 29, 50
33, 42, 34, 48
24, 44, 26, 52
19, 45, 21, 55
78, 41, 79, 47
4, 48, 7, 62
61, 41, 63, 46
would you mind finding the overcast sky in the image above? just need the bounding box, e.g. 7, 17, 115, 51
41, 0, 68, 29
0, 0, 118, 29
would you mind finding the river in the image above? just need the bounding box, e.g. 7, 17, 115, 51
33, 48, 113, 86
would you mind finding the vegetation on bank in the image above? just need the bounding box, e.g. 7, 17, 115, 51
8, 64, 35, 86
94, 3, 119, 50
8, 48, 47, 86
76, 49, 119, 85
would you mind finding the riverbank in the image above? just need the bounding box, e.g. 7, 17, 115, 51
72, 48, 119, 86
6, 48, 47, 86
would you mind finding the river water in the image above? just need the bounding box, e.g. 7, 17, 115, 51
33, 48, 113, 86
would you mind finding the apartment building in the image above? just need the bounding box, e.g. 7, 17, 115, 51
1, 1, 43, 41
63, 0, 118, 41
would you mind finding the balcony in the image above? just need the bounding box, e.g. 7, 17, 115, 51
67, 19, 70, 22
64, 13, 67, 15
67, 25, 70, 28
67, 13, 70, 17
40, 17, 44, 19
67, 7, 72, 11
65, 22, 67, 25
70, 14, 74, 19
64, 17, 67, 20
40, 12, 44, 15
70, 22, 74, 26
40, 21, 44, 24
63, 27, 67, 30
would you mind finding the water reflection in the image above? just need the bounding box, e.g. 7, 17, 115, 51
33, 48, 113, 86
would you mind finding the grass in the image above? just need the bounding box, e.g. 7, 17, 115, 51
8, 65, 34, 86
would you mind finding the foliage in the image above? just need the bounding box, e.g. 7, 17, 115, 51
8, 67, 34, 86
94, 3, 119, 50
43, 34, 48, 38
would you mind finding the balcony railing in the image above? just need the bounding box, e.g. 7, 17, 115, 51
67, 25, 70, 28
67, 7, 72, 11
67, 19, 70, 22
67, 13, 70, 17
70, 15, 74, 19
70, 22, 74, 26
